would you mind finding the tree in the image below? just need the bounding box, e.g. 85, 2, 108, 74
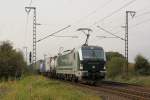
106, 57, 126, 78
106, 51, 124, 61
0, 41, 27, 80
134, 54, 150, 75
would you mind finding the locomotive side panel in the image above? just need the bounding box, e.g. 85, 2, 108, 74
56, 51, 77, 75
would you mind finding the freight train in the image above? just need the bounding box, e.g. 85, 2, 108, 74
36, 45, 106, 83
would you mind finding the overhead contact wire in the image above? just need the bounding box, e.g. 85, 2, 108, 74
37, 25, 71, 43
94, 0, 137, 25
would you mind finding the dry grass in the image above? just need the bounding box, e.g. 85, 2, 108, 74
0, 75, 101, 100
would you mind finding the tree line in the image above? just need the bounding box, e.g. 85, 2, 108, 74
0, 41, 27, 81
106, 51, 150, 78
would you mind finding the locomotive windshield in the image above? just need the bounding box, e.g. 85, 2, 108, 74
82, 48, 104, 60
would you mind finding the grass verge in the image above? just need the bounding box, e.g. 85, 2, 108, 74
0, 75, 101, 100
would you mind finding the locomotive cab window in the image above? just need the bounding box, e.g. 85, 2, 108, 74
82, 47, 104, 60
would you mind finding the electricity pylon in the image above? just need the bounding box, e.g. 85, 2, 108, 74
25, 7, 38, 65
125, 11, 136, 76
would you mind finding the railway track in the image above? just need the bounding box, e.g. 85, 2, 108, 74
97, 81, 150, 100
101, 81, 150, 97
46, 76, 150, 100
69, 81, 150, 100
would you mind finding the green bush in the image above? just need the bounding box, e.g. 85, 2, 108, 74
106, 51, 124, 61
0, 41, 27, 80
106, 57, 126, 78
134, 54, 150, 75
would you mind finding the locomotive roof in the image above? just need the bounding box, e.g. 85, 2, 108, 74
60, 48, 75, 56
59, 45, 104, 56
81, 45, 103, 50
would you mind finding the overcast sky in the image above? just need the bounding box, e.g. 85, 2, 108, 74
0, 0, 150, 62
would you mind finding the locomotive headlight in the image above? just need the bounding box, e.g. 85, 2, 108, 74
80, 64, 83, 70
92, 66, 95, 69
104, 66, 106, 70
